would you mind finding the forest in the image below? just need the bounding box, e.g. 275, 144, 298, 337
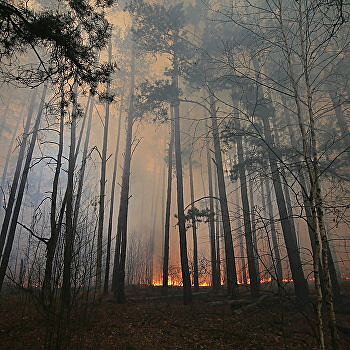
0, 0, 350, 349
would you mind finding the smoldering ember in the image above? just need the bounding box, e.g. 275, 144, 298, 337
0, 0, 350, 349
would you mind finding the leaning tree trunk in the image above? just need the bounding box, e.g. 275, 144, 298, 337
113, 51, 135, 304
189, 155, 199, 290
0, 84, 47, 291
233, 115, 260, 296
161, 114, 174, 295
173, 56, 192, 305
206, 133, 220, 289
104, 88, 123, 294
209, 94, 238, 298
0, 91, 37, 257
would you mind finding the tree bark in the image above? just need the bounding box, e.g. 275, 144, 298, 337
209, 94, 238, 298
61, 82, 78, 310
234, 115, 260, 296
262, 175, 283, 284
248, 178, 259, 277
261, 110, 309, 301
103, 88, 123, 294
96, 40, 112, 291
0, 84, 47, 291
173, 56, 192, 305
189, 155, 199, 290
206, 134, 220, 289
42, 79, 66, 305
113, 51, 135, 303
161, 115, 174, 295
283, 99, 341, 301
0, 91, 36, 257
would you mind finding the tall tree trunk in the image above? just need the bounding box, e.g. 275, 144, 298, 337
209, 94, 238, 298
148, 165, 157, 285
61, 82, 78, 310
189, 155, 199, 290
103, 89, 123, 294
234, 115, 260, 296
302, 39, 340, 347
96, 40, 112, 291
213, 168, 222, 287
173, 56, 192, 305
113, 51, 135, 304
248, 178, 260, 279
283, 99, 341, 301
260, 109, 309, 301
0, 91, 36, 257
42, 79, 66, 305
161, 116, 174, 295
0, 84, 47, 291
236, 205, 247, 285
262, 174, 283, 284
206, 134, 220, 289
73, 96, 94, 230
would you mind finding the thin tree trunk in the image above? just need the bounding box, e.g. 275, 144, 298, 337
209, 94, 237, 298
103, 88, 123, 294
303, 39, 340, 348
148, 162, 157, 285
96, 40, 112, 291
61, 82, 78, 310
161, 116, 174, 295
173, 56, 192, 305
0, 91, 36, 257
260, 109, 309, 301
262, 175, 283, 284
234, 115, 260, 296
42, 79, 66, 305
248, 178, 260, 279
283, 98, 341, 301
213, 168, 222, 287
0, 84, 47, 291
73, 97, 94, 230
206, 134, 220, 289
113, 50, 135, 304
189, 155, 199, 290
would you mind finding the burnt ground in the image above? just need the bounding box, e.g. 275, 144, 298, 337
1, 284, 350, 350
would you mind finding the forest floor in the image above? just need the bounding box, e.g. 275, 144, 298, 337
1, 283, 350, 350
